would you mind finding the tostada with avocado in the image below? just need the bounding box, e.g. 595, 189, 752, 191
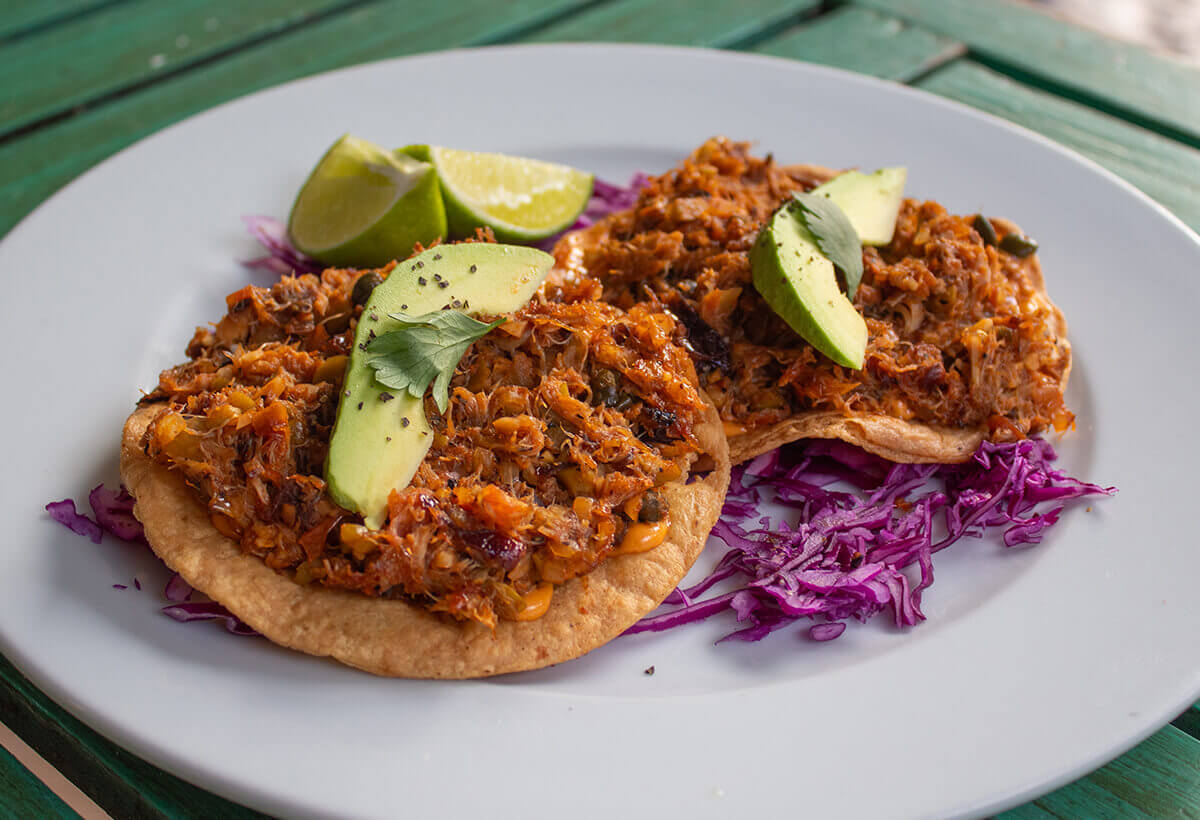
549, 137, 1072, 465
121, 232, 729, 678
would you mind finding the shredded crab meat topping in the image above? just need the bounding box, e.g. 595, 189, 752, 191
550, 137, 1073, 440
142, 265, 711, 627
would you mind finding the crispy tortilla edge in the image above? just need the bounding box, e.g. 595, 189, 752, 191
120, 401, 729, 679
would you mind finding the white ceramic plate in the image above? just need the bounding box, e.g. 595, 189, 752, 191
1, 45, 1197, 820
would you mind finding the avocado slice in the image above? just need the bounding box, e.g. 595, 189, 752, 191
749, 167, 907, 369
811, 167, 907, 246
751, 202, 868, 370
326, 244, 553, 526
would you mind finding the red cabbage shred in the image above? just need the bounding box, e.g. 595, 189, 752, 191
47, 483, 256, 636
628, 438, 1114, 643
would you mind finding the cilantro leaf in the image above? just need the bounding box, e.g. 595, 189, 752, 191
790, 192, 865, 298
365, 311, 504, 413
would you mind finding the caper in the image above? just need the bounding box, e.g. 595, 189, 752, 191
638, 491, 666, 523
999, 232, 1039, 258
351, 272, 385, 307
972, 214, 998, 246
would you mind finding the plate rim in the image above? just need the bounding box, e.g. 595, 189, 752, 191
2, 42, 1198, 820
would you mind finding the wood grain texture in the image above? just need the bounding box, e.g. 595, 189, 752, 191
525, 0, 820, 46
917, 60, 1200, 232
999, 725, 1200, 819
0, 0, 597, 238
0, 0, 115, 41
851, 0, 1200, 143
753, 5, 963, 82
1172, 704, 1200, 740
0, 0, 361, 139
0, 654, 263, 818
0, 744, 77, 820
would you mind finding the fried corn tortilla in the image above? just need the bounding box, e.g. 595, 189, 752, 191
552, 150, 1071, 466
122, 403, 728, 678
723, 208, 1068, 466
722, 198, 1069, 464
123, 285, 731, 679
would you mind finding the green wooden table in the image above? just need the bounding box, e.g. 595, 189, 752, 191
2, 1, 1198, 816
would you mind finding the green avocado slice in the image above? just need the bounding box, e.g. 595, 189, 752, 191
812, 167, 907, 246
750, 167, 907, 369
326, 244, 553, 527
751, 204, 868, 369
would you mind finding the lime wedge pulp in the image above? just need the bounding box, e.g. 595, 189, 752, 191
288, 135, 447, 268
401, 145, 594, 243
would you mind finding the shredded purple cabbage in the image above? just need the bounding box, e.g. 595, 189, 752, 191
577, 174, 649, 228
46, 499, 102, 543
629, 438, 1115, 643
48, 483, 257, 636
164, 573, 194, 603
161, 602, 259, 636
242, 215, 324, 275
88, 484, 147, 544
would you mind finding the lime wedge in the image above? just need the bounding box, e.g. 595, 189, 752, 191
401, 145, 593, 242
288, 135, 447, 268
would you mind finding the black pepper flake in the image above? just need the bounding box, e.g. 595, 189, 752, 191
344, 390, 351, 397
417, 276, 427, 286
369, 312, 379, 321
469, 264, 477, 273
358, 342, 367, 350
401, 304, 408, 310
367, 329, 376, 341
644, 666, 655, 676
401, 417, 410, 427
357, 402, 363, 410
437, 280, 449, 289
433, 253, 442, 261
433, 273, 442, 282
386, 436, 392, 442
451, 300, 463, 309
462, 300, 470, 309
441, 303, 451, 310
379, 391, 394, 402
416, 261, 424, 268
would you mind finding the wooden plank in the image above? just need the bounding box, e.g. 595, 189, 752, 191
0, 0, 360, 139
1171, 704, 1200, 741
917, 60, 1200, 233
525, 0, 821, 47
0, 0, 596, 238
0, 0, 114, 41
752, 5, 963, 82
0, 655, 262, 818
1000, 725, 1200, 819
0, 743, 78, 820
850, 0, 1200, 144
1087, 725, 1200, 818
